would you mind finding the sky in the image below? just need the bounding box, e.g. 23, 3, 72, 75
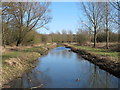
37, 2, 80, 34
35, 2, 118, 34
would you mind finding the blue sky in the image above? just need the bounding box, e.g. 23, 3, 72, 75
37, 2, 80, 34
36, 2, 118, 34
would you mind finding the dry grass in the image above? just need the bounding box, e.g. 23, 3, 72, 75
2, 52, 40, 85
1, 43, 56, 86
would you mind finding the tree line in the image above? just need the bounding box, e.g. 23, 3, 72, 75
38, 30, 118, 45
1, 2, 119, 48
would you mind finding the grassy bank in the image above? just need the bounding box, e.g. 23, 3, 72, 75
77, 46, 118, 60
65, 44, 120, 78
2, 44, 56, 87
68, 44, 118, 62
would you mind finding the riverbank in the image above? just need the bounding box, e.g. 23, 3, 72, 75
2, 43, 56, 88
64, 44, 120, 78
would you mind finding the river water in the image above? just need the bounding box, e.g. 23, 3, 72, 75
9, 47, 119, 88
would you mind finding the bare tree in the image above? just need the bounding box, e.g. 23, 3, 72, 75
110, 2, 120, 11
2, 2, 51, 46
103, 2, 111, 49
2, 2, 13, 47
81, 2, 104, 47
110, 2, 120, 26
81, 20, 93, 46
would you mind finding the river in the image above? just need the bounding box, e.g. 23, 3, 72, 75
8, 47, 119, 88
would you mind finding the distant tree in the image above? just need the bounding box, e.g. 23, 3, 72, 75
96, 32, 106, 42
76, 29, 89, 44
68, 30, 73, 43
97, 32, 118, 42
41, 34, 48, 44
62, 30, 67, 43
56, 32, 62, 43
51, 33, 55, 43
22, 30, 41, 45
109, 32, 118, 42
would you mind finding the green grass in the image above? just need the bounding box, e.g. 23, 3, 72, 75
22, 47, 41, 52
72, 45, 118, 58
2, 51, 24, 61
2, 46, 48, 61
56, 44, 64, 47
22, 46, 47, 54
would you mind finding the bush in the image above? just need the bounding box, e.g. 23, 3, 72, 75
76, 34, 89, 44
22, 30, 41, 45
96, 32, 106, 42
109, 32, 118, 42
96, 32, 118, 43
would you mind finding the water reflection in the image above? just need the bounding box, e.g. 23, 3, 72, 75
35, 47, 118, 88
7, 47, 119, 88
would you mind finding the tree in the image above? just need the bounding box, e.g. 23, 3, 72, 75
76, 29, 89, 44
68, 30, 73, 43
2, 2, 13, 47
80, 21, 93, 45
50, 33, 55, 43
110, 2, 120, 11
62, 30, 67, 43
103, 2, 119, 48
56, 32, 62, 43
21, 30, 42, 45
103, 2, 111, 49
2, 2, 51, 46
81, 2, 104, 47
109, 2, 120, 26
41, 34, 48, 44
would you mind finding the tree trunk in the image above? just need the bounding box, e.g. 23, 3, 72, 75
93, 26, 97, 48
16, 39, 21, 46
89, 30, 91, 46
106, 29, 109, 49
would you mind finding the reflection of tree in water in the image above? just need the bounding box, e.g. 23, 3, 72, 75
49, 51, 54, 56
23, 68, 52, 88
76, 54, 85, 62
24, 73, 32, 88
49, 48, 73, 59
61, 50, 67, 58
66, 51, 73, 59
7, 71, 33, 88
50, 50, 68, 58
34, 68, 52, 87
22, 70, 42, 88
88, 64, 112, 88
49, 50, 61, 57
61, 50, 75, 59
7, 76, 23, 88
